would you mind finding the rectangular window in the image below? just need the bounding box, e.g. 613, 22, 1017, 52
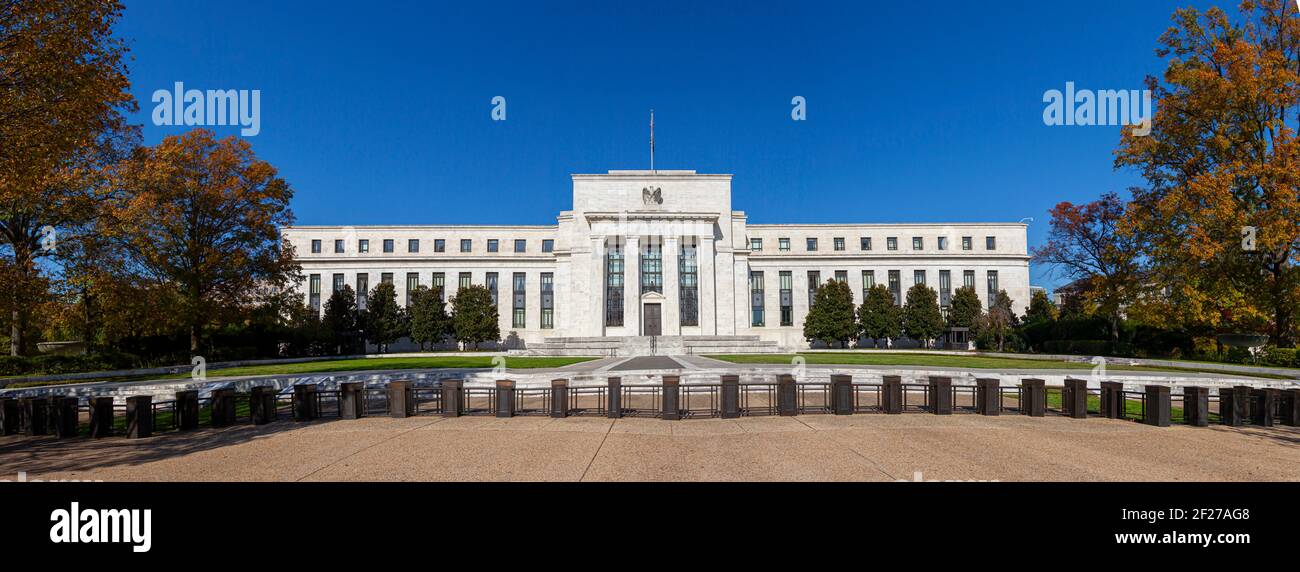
779, 238, 790, 252
779, 271, 793, 326
750, 271, 765, 327
834, 237, 845, 251
309, 274, 321, 312
359, 239, 369, 253
938, 236, 948, 251
913, 237, 923, 250
434, 239, 445, 253
432, 272, 444, 300
332, 273, 345, 294
542, 239, 554, 253
310, 240, 321, 254
487, 239, 499, 253
334, 239, 344, 254
987, 270, 999, 308
862, 270, 875, 300
514, 239, 526, 253
806, 238, 818, 252
835, 270, 848, 283
405, 273, 419, 306
605, 240, 624, 327
382, 239, 394, 253
356, 274, 369, 310
914, 269, 926, 286
459, 272, 472, 289
486, 272, 499, 305
540, 272, 554, 329
962, 236, 972, 251
807, 270, 820, 308
860, 237, 872, 251
939, 270, 952, 308
750, 237, 762, 252
408, 239, 419, 253
887, 237, 898, 251
512, 272, 526, 328
888, 270, 901, 306
460, 239, 472, 253
963, 270, 975, 289
679, 240, 699, 327
640, 240, 663, 295
986, 236, 996, 250
381, 272, 393, 284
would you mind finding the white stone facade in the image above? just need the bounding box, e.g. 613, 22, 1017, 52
281, 170, 1031, 350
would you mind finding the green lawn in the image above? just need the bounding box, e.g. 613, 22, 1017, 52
707, 353, 1293, 379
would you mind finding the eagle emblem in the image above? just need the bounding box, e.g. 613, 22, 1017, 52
642, 186, 663, 206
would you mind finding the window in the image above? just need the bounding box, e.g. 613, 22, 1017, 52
962, 236, 972, 251
487, 239, 499, 253
938, 237, 948, 251
862, 270, 875, 300
540, 272, 554, 329
459, 272, 472, 289
986, 236, 996, 250
963, 270, 975, 289
310, 240, 321, 254
680, 240, 699, 327
309, 274, 321, 312
640, 240, 662, 295
381, 272, 393, 284
835, 270, 848, 283
987, 270, 999, 308
860, 237, 872, 251
914, 270, 926, 286
514, 239, 526, 253
460, 239, 472, 253
332, 273, 345, 294
358, 239, 369, 253
408, 239, 419, 253
779, 271, 793, 326
434, 239, 445, 253
834, 237, 845, 251
779, 238, 790, 252
887, 237, 898, 251
806, 238, 818, 252
431, 272, 444, 300
807, 270, 820, 308
405, 273, 418, 306
912, 237, 923, 250
334, 239, 344, 254
605, 240, 624, 327
750, 237, 762, 252
356, 274, 369, 310
542, 239, 554, 253
939, 270, 952, 308
512, 272, 526, 328
750, 271, 765, 327
486, 272, 499, 305
888, 270, 901, 306
382, 239, 394, 253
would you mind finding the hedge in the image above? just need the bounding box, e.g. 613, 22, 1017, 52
0, 352, 142, 378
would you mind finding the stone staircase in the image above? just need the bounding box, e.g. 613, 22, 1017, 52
509, 335, 784, 357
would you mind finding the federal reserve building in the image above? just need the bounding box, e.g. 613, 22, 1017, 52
282, 169, 1031, 354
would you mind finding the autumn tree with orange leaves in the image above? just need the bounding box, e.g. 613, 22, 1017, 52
1116, 0, 1300, 346
108, 130, 300, 354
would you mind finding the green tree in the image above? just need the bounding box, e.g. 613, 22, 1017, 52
1024, 289, 1059, 324
362, 281, 407, 353
858, 284, 902, 347
322, 284, 358, 355
803, 279, 857, 348
902, 284, 944, 348
408, 285, 452, 351
947, 286, 983, 329
976, 290, 1019, 352
451, 284, 499, 349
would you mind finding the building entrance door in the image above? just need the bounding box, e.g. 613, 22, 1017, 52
643, 303, 662, 336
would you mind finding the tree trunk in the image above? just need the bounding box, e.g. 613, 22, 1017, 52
9, 308, 19, 357
190, 323, 200, 356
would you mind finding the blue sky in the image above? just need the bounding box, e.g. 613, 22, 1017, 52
117, 0, 1222, 291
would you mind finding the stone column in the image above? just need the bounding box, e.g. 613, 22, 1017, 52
720, 375, 740, 418
89, 397, 114, 438
125, 395, 152, 439
663, 236, 680, 335
831, 374, 854, 415
777, 374, 797, 416
1219, 386, 1250, 426
293, 384, 318, 421
606, 377, 622, 419
441, 380, 463, 418
928, 376, 952, 415
698, 235, 717, 335
661, 375, 681, 420
975, 378, 1000, 415
1144, 385, 1171, 427
495, 380, 515, 418
590, 237, 606, 337
550, 379, 568, 418
624, 235, 641, 336
1184, 386, 1210, 427
339, 382, 364, 419
1021, 378, 1046, 417
388, 380, 413, 418
882, 375, 903, 414
250, 386, 277, 425
176, 390, 200, 430
1063, 378, 1088, 419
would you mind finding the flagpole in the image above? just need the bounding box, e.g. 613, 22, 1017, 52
650, 109, 655, 174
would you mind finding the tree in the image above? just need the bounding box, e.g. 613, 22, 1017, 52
803, 279, 857, 348
322, 284, 359, 355
947, 286, 983, 329
109, 129, 298, 354
362, 281, 406, 353
977, 290, 1019, 352
1116, 0, 1300, 346
1032, 193, 1143, 343
902, 284, 944, 348
1025, 289, 1059, 323
858, 284, 902, 347
408, 285, 452, 351
451, 285, 499, 349
0, 0, 138, 355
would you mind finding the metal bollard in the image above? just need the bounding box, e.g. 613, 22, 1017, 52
250, 386, 277, 425
1063, 378, 1088, 419
1184, 386, 1210, 427
1100, 381, 1124, 419
1250, 388, 1277, 427
1282, 389, 1300, 427
389, 380, 414, 418
0, 398, 19, 435
777, 374, 798, 416
441, 380, 463, 418
550, 379, 569, 418
831, 374, 854, 415
606, 377, 622, 419
661, 375, 681, 421
720, 375, 741, 419
975, 378, 1000, 416
89, 397, 114, 438
210, 389, 236, 427
882, 375, 903, 414
176, 390, 200, 430
1219, 386, 1250, 426
22, 397, 50, 436
927, 376, 952, 415
125, 395, 152, 439
1144, 385, 1171, 427
51, 396, 79, 438
495, 380, 515, 418
339, 382, 364, 419
1021, 379, 1046, 417
292, 384, 318, 421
